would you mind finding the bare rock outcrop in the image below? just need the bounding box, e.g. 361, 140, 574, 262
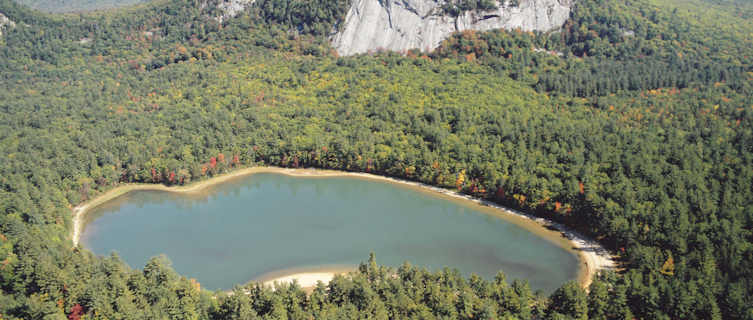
332, 0, 573, 56
214, 0, 255, 23
0, 12, 15, 37
199, 0, 255, 23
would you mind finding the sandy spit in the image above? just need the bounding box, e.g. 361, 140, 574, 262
263, 272, 340, 288
71, 166, 615, 288
255, 266, 355, 290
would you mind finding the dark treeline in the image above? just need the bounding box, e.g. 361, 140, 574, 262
253, 0, 350, 35
441, 0, 498, 17
0, 0, 752, 319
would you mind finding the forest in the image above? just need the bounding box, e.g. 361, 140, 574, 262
0, 0, 752, 318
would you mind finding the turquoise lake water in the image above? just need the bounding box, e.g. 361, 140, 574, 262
81, 172, 579, 291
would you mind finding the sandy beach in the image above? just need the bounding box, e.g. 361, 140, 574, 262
262, 272, 339, 288
71, 166, 615, 288
250, 265, 357, 290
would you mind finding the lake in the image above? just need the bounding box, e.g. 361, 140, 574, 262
81, 172, 580, 291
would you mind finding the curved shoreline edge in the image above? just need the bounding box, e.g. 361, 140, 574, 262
253, 265, 357, 290
71, 166, 615, 289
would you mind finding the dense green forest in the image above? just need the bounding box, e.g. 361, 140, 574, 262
0, 0, 752, 318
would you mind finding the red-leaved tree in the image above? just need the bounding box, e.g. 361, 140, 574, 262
69, 304, 84, 320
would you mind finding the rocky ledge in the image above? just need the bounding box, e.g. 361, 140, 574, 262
0, 12, 15, 37
331, 0, 573, 56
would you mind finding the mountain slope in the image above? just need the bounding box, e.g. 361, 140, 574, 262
14, 0, 147, 12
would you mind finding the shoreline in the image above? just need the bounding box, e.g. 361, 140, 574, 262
263, 272, 340, 289
71, 166, 615, 288
253, 265, 356, 290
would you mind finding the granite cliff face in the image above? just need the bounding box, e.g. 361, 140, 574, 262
0, 12, 15, 37
331, 0, 573, 56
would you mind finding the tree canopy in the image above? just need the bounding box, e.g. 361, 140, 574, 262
0, 0, 752, 318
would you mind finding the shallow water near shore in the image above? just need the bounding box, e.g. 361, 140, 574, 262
81, 172, 579, 291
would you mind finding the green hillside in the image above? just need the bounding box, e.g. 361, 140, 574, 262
14, 0, 148, 13
0, 0, 751, 319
